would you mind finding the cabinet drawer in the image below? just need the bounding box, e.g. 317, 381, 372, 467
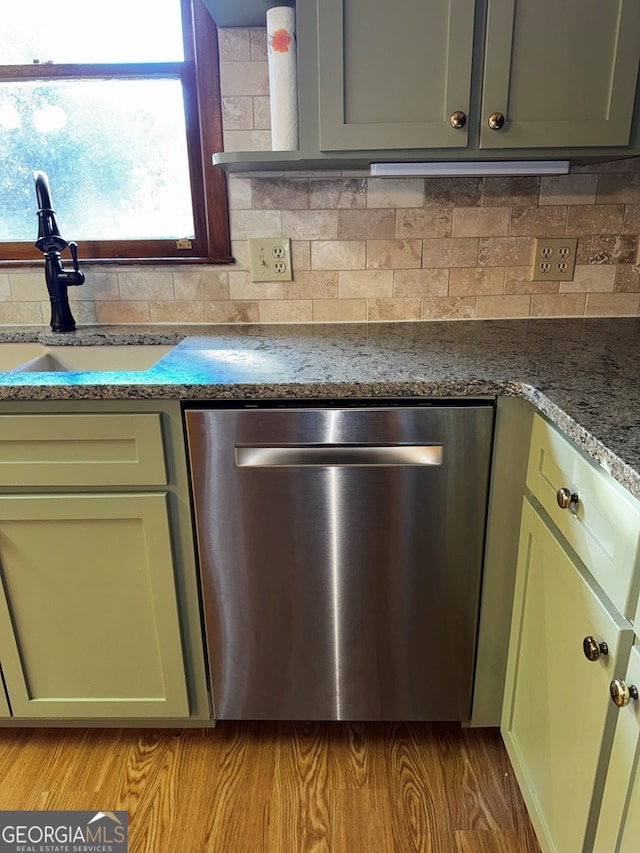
526, 414, 640, 618
0, 414, 167, 487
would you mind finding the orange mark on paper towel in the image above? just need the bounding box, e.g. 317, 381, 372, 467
270, 28, 291, 53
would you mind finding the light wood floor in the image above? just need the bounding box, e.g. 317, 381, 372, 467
0, 723, 540, 852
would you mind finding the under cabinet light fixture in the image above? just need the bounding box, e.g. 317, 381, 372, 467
370, 160, 571, 177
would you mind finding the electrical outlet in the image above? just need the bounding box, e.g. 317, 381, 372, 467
248, 237, 293, 282
532, 237, 578, 282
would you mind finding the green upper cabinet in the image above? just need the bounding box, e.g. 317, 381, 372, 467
480, 0, 640, 149
317, 0, 476, 151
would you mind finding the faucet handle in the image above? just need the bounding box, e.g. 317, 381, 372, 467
65, 242, 85, 286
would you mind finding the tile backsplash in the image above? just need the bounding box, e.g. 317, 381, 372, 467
2, 26, 639, 326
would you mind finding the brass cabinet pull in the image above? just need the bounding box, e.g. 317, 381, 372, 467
583, 636, 608, 662
488, 112, 505, 130
610, 679, 639, 707
557, 487, 579, 509
449, 111, 467, 129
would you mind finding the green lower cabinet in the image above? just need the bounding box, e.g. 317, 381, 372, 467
502, 499, 634, 853
0, 667, 10, 716
593, 644, 640, 852
0, 492, 189, 719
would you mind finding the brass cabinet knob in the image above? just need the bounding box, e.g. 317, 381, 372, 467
610, 679, 639, 707
583, 636, 608, 661
449, 111, 467, 129
488, 112, 505, 130
557, 487, 579, 509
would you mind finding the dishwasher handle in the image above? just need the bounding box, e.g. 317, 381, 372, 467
235, 445, 443, 467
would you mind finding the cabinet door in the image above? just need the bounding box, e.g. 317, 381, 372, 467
481, 0, 640, 149
502, 500, 634, 853
0, 493, 189, 719
317, 0, 475, 151
594, 645, 640, 852
0, 667, 10, 717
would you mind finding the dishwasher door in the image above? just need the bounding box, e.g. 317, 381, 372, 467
185, 403, 494, 721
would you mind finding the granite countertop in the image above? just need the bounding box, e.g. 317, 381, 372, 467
0, 318, 639, 499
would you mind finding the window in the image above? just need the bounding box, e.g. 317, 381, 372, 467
0, 0, 231, 264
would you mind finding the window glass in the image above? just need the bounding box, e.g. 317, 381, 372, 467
0, 0, 184, 64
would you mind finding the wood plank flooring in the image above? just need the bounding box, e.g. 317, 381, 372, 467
0, 723, 541, 852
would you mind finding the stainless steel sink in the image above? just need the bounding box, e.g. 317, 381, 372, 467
0, 344, 174, 373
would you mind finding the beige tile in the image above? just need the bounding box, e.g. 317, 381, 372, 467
339, 270, 393, 298
0, 274, 10, 301
0, 302, 44, 324
566, 205, 625, 235
623, 204, 640, 234
614, 265, 640, 292
509, 205, 567, 236
574, 158, 638, 173
421, 296, 476, 320
173, 270, 229, 301
227, 177, 253, 210
597, 173, 640, 204
222, 97, 254, 130
8, 272, 47, 301
338, 209, 396, 240
219, 60, 269, 96
311, 241, 365, 270
576, 237, 593, 264
228, 271, 283, 299
505, 268, 559, 295
452, 207, 509, 238
252, 178, 309, 209
449, 267, 504, 297
312, 299, 367, 322
286, 271, 338, 299
231, 240, 250, 269
222, 130, 272, 152
424, 177, 482, 207
67, 301, 97, 325
478, 237, 533, 267
253, 96, 271, 129
70, 272, 119, 302
422, 238, 479, 268
218, 28, 251, 61
366, 178, 424, 208
309, 179, 367, 209
530, 293, 586, 317
249, 28, 268, 60
482, 176, 540, 207
96, 301, 151, 324
204, 300, 260, 323
585, 293, 640, 316
230, 210, 281, 239
368, 298, 421, 321
590, 235, 638, 265
149, 301, 205, 323
366, 239, 422, 269
475, 294, 531, 319
396, 208, 452, 238
118, 271, 174, 301
258, 299, 313, 323
394, 269, 448, 297
539, 174, 598, 205
559, 265, 616, 293
282, 210, 338, 240
291, 240, 311, 271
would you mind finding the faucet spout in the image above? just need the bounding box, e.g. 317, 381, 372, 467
33, 171, 85, 333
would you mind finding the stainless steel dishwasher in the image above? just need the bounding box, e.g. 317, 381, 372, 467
185, 401, 494, 721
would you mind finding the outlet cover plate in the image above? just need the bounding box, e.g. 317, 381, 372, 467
532, 237, 578, 282
248, 237, 293, 282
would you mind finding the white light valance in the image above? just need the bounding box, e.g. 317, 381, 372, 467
370, 161, 571, 177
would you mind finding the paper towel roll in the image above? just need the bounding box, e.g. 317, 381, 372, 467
266, 6, 299, 151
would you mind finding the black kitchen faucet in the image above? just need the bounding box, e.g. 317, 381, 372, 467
34, 170, 85, 332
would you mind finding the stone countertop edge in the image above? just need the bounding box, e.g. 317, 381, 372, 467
0, 320, 638, 502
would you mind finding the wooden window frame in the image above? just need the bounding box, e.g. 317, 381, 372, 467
0, 0, 232, 266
